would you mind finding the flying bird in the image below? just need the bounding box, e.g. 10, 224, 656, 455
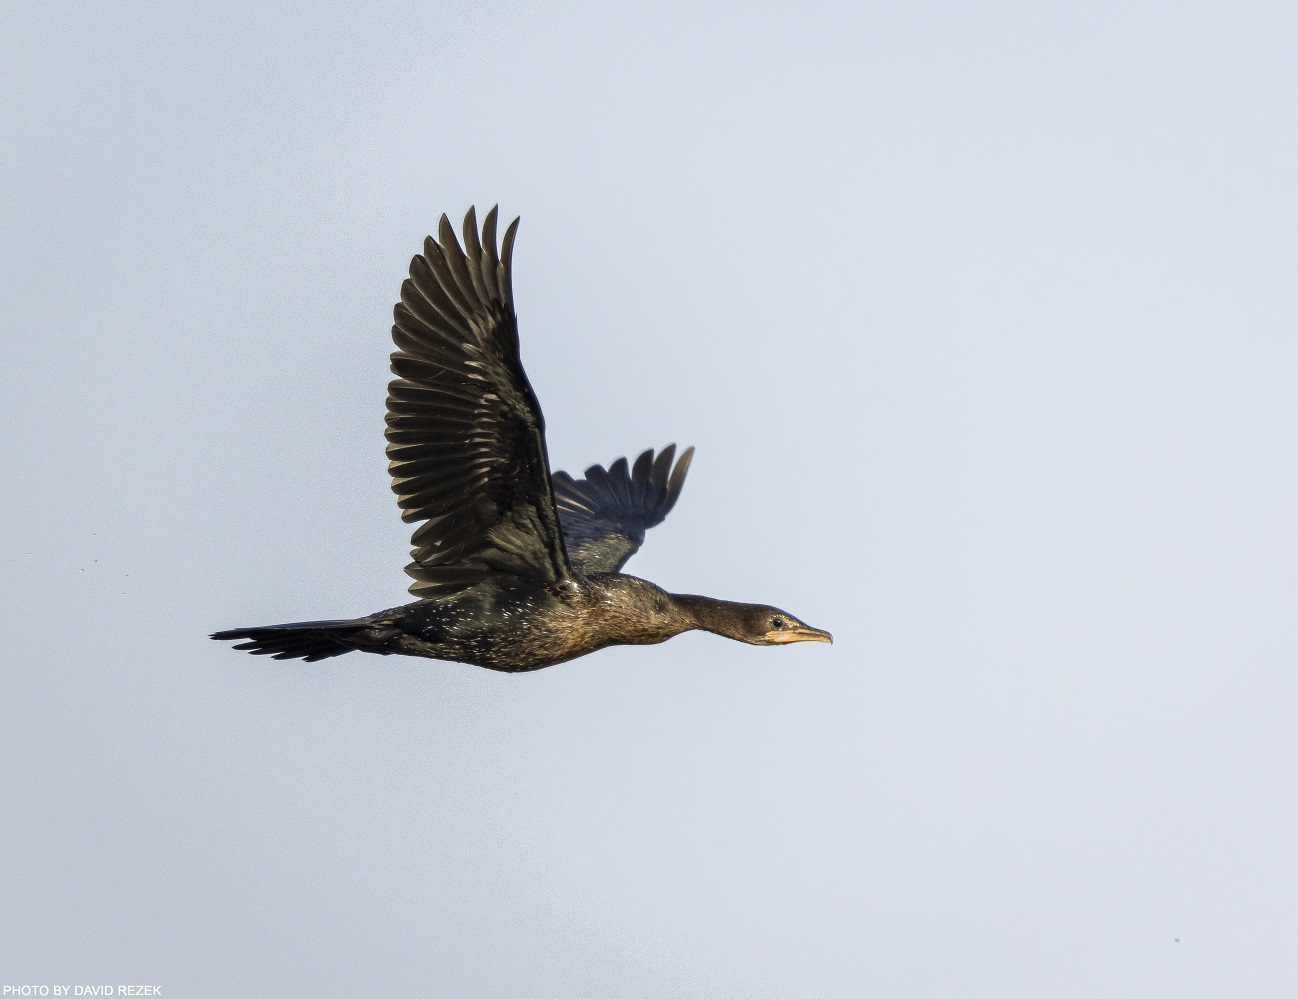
213, 207, 831, 671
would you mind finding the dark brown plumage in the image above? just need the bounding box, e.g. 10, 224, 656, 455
212, 207, 831, 671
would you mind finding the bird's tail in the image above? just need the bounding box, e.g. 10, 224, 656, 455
211, 619, 380, 662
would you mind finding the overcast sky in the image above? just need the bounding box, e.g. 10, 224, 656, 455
3, 1, 1296, 995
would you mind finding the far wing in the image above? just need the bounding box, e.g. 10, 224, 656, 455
551, 445, 694, 574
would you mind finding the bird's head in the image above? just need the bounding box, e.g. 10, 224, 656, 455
740, 605, 834, 646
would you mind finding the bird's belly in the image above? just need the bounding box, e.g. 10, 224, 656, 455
393, 596, 603, 672
435, 620, 606, 672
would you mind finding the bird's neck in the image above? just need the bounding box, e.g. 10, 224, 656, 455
669, 593, 752, 642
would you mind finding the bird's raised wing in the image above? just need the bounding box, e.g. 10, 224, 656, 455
386, 206, 571, 597
551, 445, 694, 574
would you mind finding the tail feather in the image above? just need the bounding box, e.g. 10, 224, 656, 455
211, 619, 371, 662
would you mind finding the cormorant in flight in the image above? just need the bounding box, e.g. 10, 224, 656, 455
213, 207, 831, 671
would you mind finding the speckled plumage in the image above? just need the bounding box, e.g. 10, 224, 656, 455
315, 575, 686, 672
213, 208, 830, 671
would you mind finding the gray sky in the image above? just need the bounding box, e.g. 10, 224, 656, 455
3, 1, 1296, 995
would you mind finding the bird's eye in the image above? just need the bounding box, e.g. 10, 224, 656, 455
771, 616, 787, 629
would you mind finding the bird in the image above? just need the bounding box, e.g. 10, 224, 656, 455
212, 207, 831, 672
